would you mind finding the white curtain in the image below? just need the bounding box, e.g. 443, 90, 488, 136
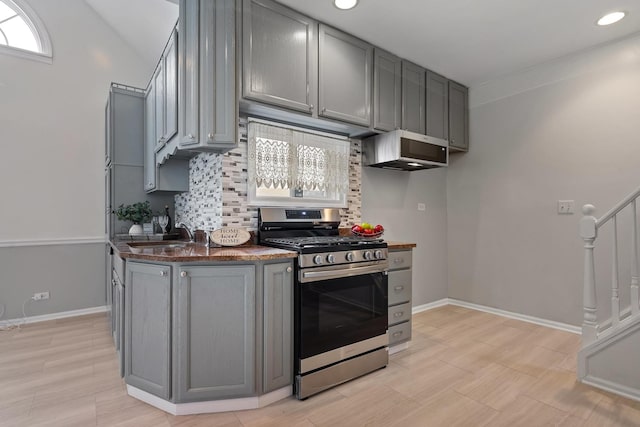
248, 121, 350, 192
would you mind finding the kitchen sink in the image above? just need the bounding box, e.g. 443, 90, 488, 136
127, 241, 189, 249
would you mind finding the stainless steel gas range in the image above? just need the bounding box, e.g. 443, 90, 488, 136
258, 208, 389, 399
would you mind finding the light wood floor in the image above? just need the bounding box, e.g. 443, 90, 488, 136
2, 305, 640, 426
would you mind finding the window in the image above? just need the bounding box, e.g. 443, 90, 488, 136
0, 0, 52, 62
248, 119, 350, 208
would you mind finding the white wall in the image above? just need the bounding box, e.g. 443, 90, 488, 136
0, 0, 150, 241
447, 35, 640, 326
0, 0, 151, 319
362, 167, 448, 306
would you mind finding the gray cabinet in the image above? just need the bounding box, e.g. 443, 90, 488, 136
153, 61, 165, 151
242, 0, 317, 114
114, 275, 125, 378
125, 262, 172, 400
448, 80, 469, 151
178, 0, 237, 152
373, 49, 401, 132
388, 249, 413, 347
144, 84, 157, 192
401, 61, 426, 134
175, 265, 256, 402
318, 24, 372, 127
164, 29, 178, 143
426, 70, 449, 141
262, 262, 293, 393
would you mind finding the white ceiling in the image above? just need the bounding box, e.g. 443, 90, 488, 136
87, 0, 640, 87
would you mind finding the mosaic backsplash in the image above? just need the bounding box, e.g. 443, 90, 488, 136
175, 117, 362, 231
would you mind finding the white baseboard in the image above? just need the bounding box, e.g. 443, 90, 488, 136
411, 298, 581, 335
581, 376, 640, 403
127, 385, 292, 416
0, 305, 108, 327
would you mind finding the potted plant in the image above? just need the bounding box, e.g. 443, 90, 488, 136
115, 201, 153, 235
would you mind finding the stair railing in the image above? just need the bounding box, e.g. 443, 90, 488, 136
581, 187, 640, 346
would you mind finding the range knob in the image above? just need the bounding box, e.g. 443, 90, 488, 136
326, 254, 335, 264
374, 250, 383, 259
313, 255, 323, 265
363, 251, 373, 260
345, 252, 354, 262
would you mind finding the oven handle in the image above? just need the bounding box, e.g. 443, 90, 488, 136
300, 263, 388, 283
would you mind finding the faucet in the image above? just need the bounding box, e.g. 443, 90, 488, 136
175, 222, 195, 243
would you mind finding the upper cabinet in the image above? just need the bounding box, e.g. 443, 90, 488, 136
401, 61, 426, 134
425, 70, 449, 141
318, 24, 373, 127
178, 0, 237, 152
242, 0, 317, 114
373, 49, 401, 132
448, 80, 469, 151
152, 29, 178, 153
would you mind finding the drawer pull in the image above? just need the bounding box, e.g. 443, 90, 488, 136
180, 271, 187, 277
286, 266, 292, 273
160, 271, 168, 277
393, 311, 404, 318
392, 331, 403, 337
394, 286, 404, 291
393, 258, 404, 264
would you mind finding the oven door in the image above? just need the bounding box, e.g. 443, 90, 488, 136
296, 262, 388, 374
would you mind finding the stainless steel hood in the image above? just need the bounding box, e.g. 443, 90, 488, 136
362, 129, 448, 171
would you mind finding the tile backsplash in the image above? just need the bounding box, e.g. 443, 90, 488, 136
175, 117, 362, 231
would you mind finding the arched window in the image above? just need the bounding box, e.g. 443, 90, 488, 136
0, 0, 51, 62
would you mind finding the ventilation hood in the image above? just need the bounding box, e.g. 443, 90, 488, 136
362, 129, 448, 171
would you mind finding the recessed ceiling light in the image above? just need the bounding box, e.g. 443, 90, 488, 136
334, 0, 358, 10
597, 11, 626, 26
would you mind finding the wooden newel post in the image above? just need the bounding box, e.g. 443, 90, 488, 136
580, 204, 598, 345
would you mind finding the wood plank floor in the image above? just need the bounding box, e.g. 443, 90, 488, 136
1, 305, 640, 426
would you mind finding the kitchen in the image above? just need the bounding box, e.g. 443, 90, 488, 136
1, 0, 640, 425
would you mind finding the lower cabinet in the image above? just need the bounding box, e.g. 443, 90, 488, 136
175, 265, 256, 402
122, 258, 293, 404
388, 249, 413, 347
125, 262, 172, 400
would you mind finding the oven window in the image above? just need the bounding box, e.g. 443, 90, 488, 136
298, 272, 388, 359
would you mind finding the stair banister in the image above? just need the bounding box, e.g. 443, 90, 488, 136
580, 204, 598, 345
596, 184, 640, 226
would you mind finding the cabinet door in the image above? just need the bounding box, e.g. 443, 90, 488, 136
115, 280, 125, 378
178, 0, 199, 147
243, 0, 317, 114
263, 262, 293, 393
143, 84, 156, 192
318, 24, 372, 127
164, 29, 178, 143
401, 61, 426, 134
153, 62, 165, 150
175, 265, 255, 402
426, 70, 449, 140
373, 49, 401, 132
448, 81, 469, 151
125, 262, 171, 400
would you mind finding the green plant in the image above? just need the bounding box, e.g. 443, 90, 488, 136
115, 201, 153, 224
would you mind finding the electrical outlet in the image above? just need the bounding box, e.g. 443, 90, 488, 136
32, 292, 50, 301
558, 200, 575, 214
418, 203, 426, 211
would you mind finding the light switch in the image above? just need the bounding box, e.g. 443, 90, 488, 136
558, 200, 575, 214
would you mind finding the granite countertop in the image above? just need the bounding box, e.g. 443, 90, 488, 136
112, 240, 297, 262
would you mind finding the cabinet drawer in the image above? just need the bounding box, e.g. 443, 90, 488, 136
389, 320, 411, 346
388, 250, 412, 270
388, 270, 412, 305
388, 302, 411, 326
113, 254, 125, 283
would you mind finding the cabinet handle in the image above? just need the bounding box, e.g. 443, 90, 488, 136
160, 270, 167, 277
286, 266, 292, 273
393, 311, 404, 318
187, 133, 194, 140
180, 271, 187, 277
321, 107, 326, 113
394, 285, 404, 292
309, 104, 314, 111
392, 331, 403, 337
208, 133, 214, 140
393, 258, 404, 265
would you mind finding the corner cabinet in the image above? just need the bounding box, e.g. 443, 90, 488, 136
318, 24, 373, 127
174, 265, 256, 402
388, 249, 413, 347
242, 0, 317, 115
125, 262, 172, 400
448, 80, 469, 151
373, 48, 401, 132
178, 0, 237, 152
